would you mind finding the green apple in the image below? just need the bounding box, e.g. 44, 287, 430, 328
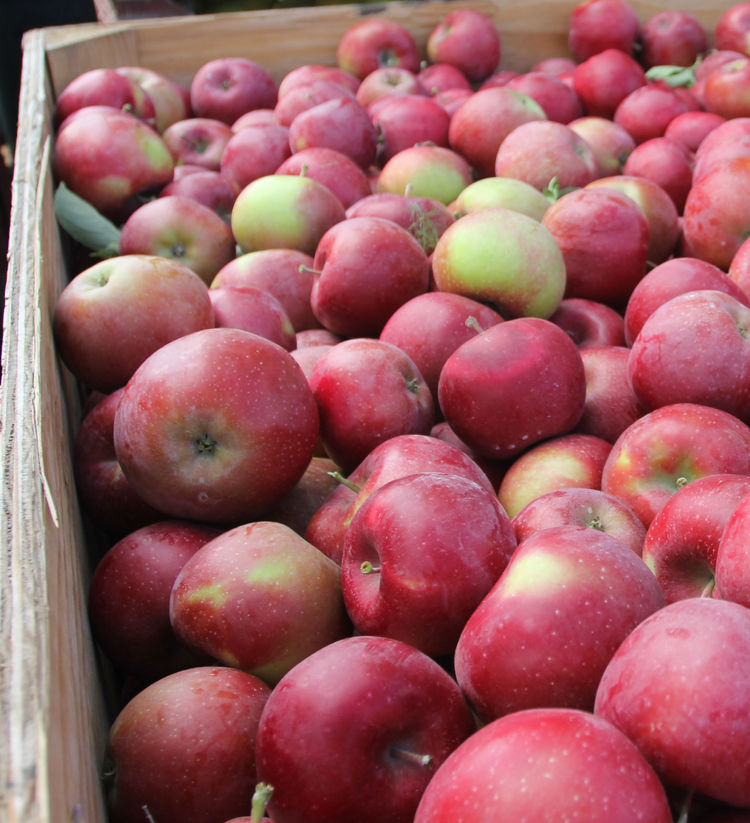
451, 177, 552, 222
431, 207, 566, 319
376, 144, 473, 205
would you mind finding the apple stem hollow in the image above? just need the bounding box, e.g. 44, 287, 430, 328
360, 560, 381, 574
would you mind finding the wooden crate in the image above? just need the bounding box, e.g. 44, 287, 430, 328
0, 2, 735, 821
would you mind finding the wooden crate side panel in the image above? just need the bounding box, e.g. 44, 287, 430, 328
0, 30, 109, 823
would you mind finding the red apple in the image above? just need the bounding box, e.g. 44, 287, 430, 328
548, 297, 626, 348
600, 403, 750, 527
729, 235, 750, 298
512, 486, 646, 555
308, 337, 434, 472
160, 169, 239, 223
113, 327, 320, 524
663, 110, 727, 153
107, 666, 271, 823
119, 195, 236, 285
211, 248, 319, 332
264, 455, 340, 536
716, 487, 750, 606
208, 286, 296, 350
425, 8, 501, 83
454, 525, 666, 721
370, 93, 450, 164
219, 122, 291, 189
505, 71, 583, 123
275, 146, 371, 210
53, 254, 214, 393
336, 18, 421, 80
568, 115, 636, 176
341, 471, 516, 656
595, 597, 750, 808
438, 317, 586, 461
54, 67, 156, 127
190, 56, 277, 124
572, 48, 646, 119
355, 66, 426, 109
309, 215, 430, 339
255, 635, 477, 823
169, 520, 351, 684
639, 9, 709, 68
497, 433, 612, 518
642, 473, 750, 602
716, 2, 750, 56
376, 143, 473, 205
305, 433, 495, 564
568, 0, 641, 61
413, 708, 673, 823
613, 83, 694, 144
622, 136, 694, 213
277, 64, 360, 99
88, 520, 221, 681
273, 78, 355, 127
418, 62, 472, 95
161, 117, 234, 170
116, 65, 191, 133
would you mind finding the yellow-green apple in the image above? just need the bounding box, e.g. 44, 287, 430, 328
622, 136, 694, 213
113, 327, 320, 524
106, 666, 271, 823
623, 256, 748, 346
628, 290, 750, 422
88, 520, 221, 681
613, 84, 695, 145
568, 0, 641, 60
345, 192, 455, 255
169, 521, 351, 684
119, 195, 236, 285
53, 106, 173, 220
450, 176, 551, 222
426, 8, 501, 83
586, 174, 681, 266
335, 18, 421, 80
541, 187, 648, 308
255, 635, 477, 823
497, 432, 612, 518
413, 708, 673, 823
116, 66, 190, 133
512, 486, 646, 555
431, 208, 566, 319
505, 71, 583, 123
275, 146, 371, 210
53, 254, 214, 393
355, 66, 426, 110
264, 455, 340, 536
219, 122, 291, 189
639, 9, 708, 68
211, 248, 319, 332
274, 78, 356, 127
208, 286, 296, 350
494, 120, 599, 191
595, 597, 750, 808
571, 49, 646, 119
369, 93, 450, 163
54, 67, 156, 127
379, 291, 504, 406
160, 169, 240, 223
189, 57, 277, 124
230, 174, 346, 255
341, 471, 516, 657
376, 143, 472, 205
308, 338, 434, 472
288, 96, 378, 169
663, 110, 726, 154
682, 156, 750, 269
641, 473, 750, 603
447, 86, 546, 178
715, 488, 750, 607
277, 64, 360, 99
568, 115, 636, 176
418, 62, 472, 95
439, 317, 586, 461
548, 297, 626, 348
309, 215, 430, 338
573, 345, 645, 443
161, 116, 233, 170
73, 388, 166, 540
454, 525, 666, 721
305, 433, 495, 563
600, 403, 750, 527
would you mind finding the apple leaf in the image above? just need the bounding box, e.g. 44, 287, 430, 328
54, 183, 121, 259
645, 57, 701, 88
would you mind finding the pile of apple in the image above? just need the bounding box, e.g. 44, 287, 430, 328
49, 0, 750, 820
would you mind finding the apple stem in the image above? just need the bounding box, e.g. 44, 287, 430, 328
675, 476, 689, 489
250, 782, 274, 823
701, 577, 716, 598
141, 806, 157, 823
391, 746, 434, 770
587, 514, 605, 532
464, 315, 484, 334
327, 470, 361, 494
360, 560, 381, 574
675, 789, 694, 823
298, 264, 322, 276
